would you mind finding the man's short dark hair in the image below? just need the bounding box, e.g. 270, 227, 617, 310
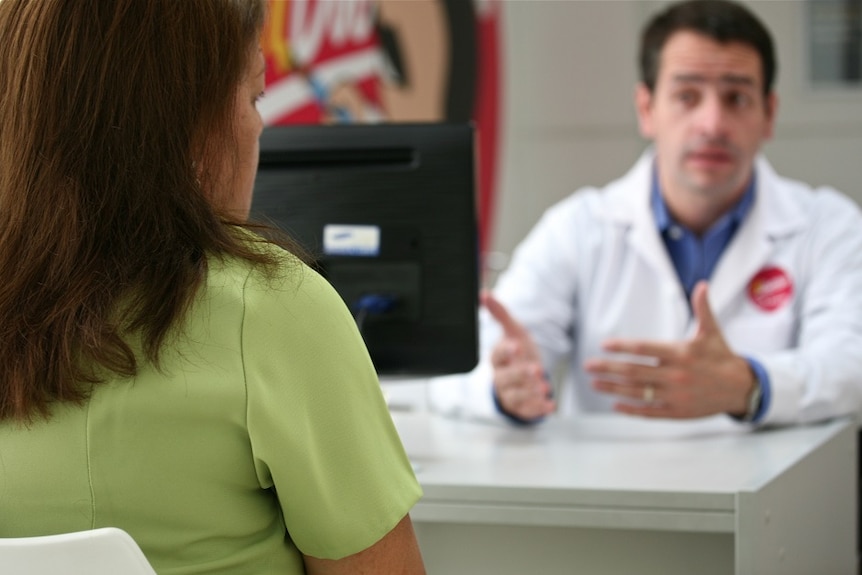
639, 0, 776, 95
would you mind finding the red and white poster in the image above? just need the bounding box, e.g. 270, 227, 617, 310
260, 0, 503, 257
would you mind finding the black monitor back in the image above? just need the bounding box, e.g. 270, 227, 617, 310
251, 123, 479, 375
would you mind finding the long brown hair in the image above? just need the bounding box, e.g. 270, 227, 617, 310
0, 0, 288, 421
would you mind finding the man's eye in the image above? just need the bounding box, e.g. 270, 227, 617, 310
726, 91, 752, 108
676, 90, 698, 105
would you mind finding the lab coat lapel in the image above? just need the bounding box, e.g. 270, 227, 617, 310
602, 150, 687, 300
707, 194, 772, 317
627, 189, 680, 288
708, 158, 807, 318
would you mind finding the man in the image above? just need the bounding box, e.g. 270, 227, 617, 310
431, 0, 862, 426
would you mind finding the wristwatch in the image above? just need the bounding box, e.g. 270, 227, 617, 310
740, 380, 764, 422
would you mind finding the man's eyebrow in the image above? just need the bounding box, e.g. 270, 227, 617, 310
670, 73, 757, 87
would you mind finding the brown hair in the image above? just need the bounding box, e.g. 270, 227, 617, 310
0, 0, 292, 421
639, 0, 776, 96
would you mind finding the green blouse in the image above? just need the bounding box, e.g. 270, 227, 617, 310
0, 249, 422, 574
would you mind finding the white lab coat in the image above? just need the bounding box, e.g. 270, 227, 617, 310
430, 150, 862, 425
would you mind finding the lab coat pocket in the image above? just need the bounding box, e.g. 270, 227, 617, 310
722, 310, 797, 355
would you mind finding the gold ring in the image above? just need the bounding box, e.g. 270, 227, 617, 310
643, 385, 655, 403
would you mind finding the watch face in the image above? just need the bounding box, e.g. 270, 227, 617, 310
745, 383, 763, 421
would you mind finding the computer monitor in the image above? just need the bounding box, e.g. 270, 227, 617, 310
251, 123, 479, 376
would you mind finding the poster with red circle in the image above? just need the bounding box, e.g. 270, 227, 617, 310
260, 0, 502, 257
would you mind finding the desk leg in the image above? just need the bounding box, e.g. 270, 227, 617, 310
735, 424, 857, 575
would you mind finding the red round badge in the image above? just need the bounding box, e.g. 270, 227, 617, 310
747, 266, 793, 312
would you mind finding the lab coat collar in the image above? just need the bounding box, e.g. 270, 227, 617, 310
598, 147, 809, 318
598, 148, 807, 236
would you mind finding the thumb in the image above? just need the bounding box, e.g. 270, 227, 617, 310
481, 290, 527, 340
691, 281, 719, 337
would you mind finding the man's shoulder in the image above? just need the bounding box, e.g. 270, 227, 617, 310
758, 158, 861, 222
548, 151, 653, 219
538, 185, 618, 234
551, 150, 653, 230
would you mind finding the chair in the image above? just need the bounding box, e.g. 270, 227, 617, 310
0, 527, 157, 575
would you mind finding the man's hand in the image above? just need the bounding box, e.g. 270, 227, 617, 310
482, 290, 556, 421
584, 281, 756, 419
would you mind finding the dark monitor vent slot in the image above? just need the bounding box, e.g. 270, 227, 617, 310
258, 147, 416, 170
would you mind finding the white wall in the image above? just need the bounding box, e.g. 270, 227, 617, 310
490, 0, 862, 268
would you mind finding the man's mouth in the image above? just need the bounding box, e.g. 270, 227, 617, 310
685, 148, 735, 167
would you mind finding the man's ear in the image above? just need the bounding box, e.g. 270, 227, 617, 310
635, 82, 655, 139
763, 91, 778, 140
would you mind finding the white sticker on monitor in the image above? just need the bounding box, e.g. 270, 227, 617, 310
323, 224, 381, 257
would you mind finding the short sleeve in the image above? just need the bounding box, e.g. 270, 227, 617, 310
240, 262, 422, 559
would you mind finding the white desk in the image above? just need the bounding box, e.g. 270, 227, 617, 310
391, 410, 857, 575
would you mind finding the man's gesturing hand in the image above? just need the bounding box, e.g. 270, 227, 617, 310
584, 281, 756, 419
483, 290, 555, 421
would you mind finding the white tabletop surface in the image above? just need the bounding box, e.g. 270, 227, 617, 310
384, 380, 855, 531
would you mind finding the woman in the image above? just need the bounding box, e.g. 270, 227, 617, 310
0, 1, 425, 573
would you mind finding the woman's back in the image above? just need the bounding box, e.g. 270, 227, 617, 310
0, 252, 420, 574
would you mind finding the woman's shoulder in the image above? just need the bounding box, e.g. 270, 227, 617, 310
206, 239, 345, 326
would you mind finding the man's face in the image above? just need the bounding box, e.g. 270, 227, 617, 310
636, 31, 776, 210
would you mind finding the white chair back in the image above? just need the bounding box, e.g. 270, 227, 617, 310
0, 527, 157, 575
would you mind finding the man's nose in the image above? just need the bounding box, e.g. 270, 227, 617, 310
694, 95, 729, 137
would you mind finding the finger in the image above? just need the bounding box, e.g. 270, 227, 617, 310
691, 281, 719, 337
490, 339, 521, 368
481, 290, 528, 340
591, 378, 662, 403
497, 383, 556, 420
494, 361, 545, 393
598, 340, 676, 364
583, 358, 666, 383
497, 377, 552, 406
493, 362, 554, 416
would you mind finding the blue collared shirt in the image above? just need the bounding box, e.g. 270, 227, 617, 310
651, 170, 771, 423
651, 172, 755, 299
